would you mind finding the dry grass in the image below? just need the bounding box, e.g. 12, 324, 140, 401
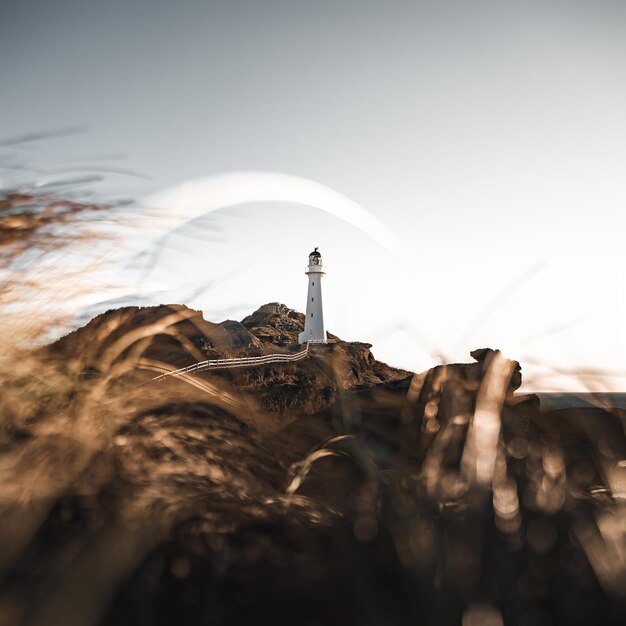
1, 179, 626, 626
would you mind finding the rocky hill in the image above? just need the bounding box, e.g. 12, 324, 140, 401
48, 302, 411, 418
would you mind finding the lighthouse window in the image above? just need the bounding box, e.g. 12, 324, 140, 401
311, 297, 314, 302
312, 282, 314, 286
310, 313, 313, 317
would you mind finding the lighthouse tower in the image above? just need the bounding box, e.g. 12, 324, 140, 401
298, 248, 327, 344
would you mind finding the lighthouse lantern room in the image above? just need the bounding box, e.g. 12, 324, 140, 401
298, 248, 327, 344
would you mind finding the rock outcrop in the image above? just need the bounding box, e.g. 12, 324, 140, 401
240, 302, 305, 344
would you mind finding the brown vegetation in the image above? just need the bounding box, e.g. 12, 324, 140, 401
1, 191, 626, 626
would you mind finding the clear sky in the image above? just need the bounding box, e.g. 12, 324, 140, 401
2, 0, 626, 391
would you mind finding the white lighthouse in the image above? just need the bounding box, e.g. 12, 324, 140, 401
298, 248, 327, 344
